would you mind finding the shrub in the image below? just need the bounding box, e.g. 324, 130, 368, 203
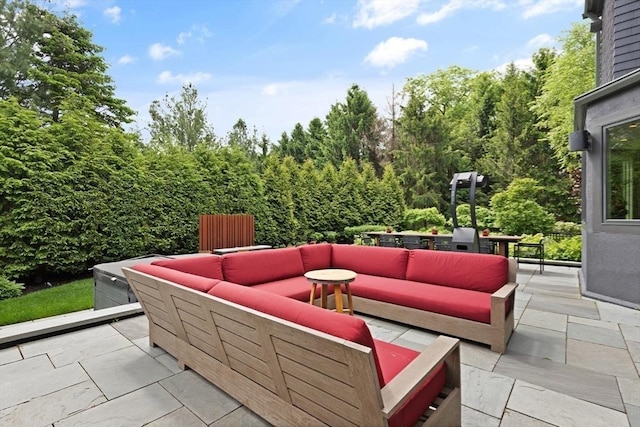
455, 204, 495, 230
545, 236, 582, 261
552, 221, 581, 235
491, 178, 555, 235
402, 208, 446, 230
0, 276, 24, 300
344, 225, 387, 240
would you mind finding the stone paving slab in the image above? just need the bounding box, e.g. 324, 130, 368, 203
518, 308, 567, 332
620, 323, 640, 343
568, 322, 627, 348
145, 407, 207, 427
495, 350, 625, 411
499, 409, 555, 427
527, 294, 599, 319
0, 380, 106, 426
506, 324, 566, 363
461, 365, 514, 418
159, 370, 241, 424
462, 405, 500, 427
1, 362, 89, 410
567, 339, 639, 379
81, 345, 174, 399
20, 324, 132, 367
209, 407, 273, 426
507, 380, 630, 427
0, 346, 22, 365
54, 383, 181, 427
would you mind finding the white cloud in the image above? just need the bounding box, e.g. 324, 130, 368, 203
417, 0, 506, 25
364, 37, 428, 69
176, 25, 212, 45
520, 0, 582, 19
323, 13, 337, 24
527, 33, 555, 50
495, 57, 534, 73
117, 55, 136, 65
262, 83, 291, 96
148, 43, 181, 61
50, 0, 86, 9
103, 6, 121, 23
157, 71, 213, 85
353, 0, 420, 29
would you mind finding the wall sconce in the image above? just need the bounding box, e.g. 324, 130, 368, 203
569, 130, 590, 151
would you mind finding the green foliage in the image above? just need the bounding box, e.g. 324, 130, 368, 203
491, 178, 555, 235
0, 278, 93, 325
545, 236, 582, 261
0, 276, 24, 300
454, 204, 495, 230
533, 23, 595, 172
552, 221, 581, 235
148, 83, 217, 151
344, 225, 387, 239
403, 208, 446, 230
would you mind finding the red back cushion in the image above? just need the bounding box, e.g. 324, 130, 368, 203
209, 281, 385, 385
221, 247, 305, 286
151, 255, 223, 280
406, 250, 508, 293
131, 264, 220, 293
299, 243, 332, 272
331, 244, 409, 280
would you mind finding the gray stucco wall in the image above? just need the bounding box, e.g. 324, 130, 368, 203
582, 83, 640, 307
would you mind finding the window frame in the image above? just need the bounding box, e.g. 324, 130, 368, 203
602, 115, 640, 224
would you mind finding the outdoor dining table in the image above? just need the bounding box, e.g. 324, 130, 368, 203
363, 231, 522, 257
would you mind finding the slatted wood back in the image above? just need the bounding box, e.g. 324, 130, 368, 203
199, 214, 254, 252
125, 267, 387, 427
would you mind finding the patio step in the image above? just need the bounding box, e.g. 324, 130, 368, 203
0, 303, 143, 348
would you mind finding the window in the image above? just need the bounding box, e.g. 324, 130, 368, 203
605, 118, 640, 220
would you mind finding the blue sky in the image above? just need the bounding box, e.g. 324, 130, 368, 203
50, 0, 587, 141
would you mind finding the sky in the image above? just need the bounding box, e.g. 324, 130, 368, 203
49, 0, 588, 142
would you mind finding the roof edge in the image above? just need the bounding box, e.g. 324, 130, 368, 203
573, 68, 640, 131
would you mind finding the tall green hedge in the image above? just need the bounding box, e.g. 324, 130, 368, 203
0, 98, 405, 281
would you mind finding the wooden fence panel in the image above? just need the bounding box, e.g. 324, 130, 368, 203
199, 214, 255, 252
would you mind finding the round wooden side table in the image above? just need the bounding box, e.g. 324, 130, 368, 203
304, 269, 357, 315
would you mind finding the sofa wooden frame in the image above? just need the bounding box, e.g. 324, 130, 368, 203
327, 259, 518, 353
123, 267, 462, 427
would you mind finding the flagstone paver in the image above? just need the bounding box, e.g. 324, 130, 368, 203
506, 324, 566, 362
145, 407, 207, 427
518, 308, 567, 332
567, 322, 627, 348
567, 339, 639, 379
461, 365, 514, 418
462, 405, 500, 427
507, 380, 630, 427
499, 409, 555, 427
0, 346, 22, 365
81, 345, 174, 399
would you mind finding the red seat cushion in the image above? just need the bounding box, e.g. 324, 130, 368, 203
350, 274, 493, 323
406, 250, 508, 293
299, 243, 332, 272
131, 264, 220, 293
151, 255, 224, 280
247, 276, 329, 301
208, 281, 385, 385
374, 340, 446, 427
331, 244, 409, 280
221, 247, 305, 286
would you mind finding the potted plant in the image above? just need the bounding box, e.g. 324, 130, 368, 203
431, 227, 438, 235
386, 226, 393, 233
482, 229, 490, 236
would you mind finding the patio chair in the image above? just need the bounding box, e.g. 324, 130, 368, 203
402, 235, 424, 249
434, 235, 452, 251
479, 239, 496, 254
379, 234, 398, 247
515, 238, 545, 273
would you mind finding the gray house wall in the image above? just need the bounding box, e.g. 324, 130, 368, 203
581, 84, 640, 306
576, 0, 640, 308
613, 0, 640, 79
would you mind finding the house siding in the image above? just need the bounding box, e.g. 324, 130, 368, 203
600, 0, 615, 84
613, 0, 640, 79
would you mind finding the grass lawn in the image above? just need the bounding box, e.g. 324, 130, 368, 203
0, 278, 94, 326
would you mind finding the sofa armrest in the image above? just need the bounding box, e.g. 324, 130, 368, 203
380, 336, 460, 418
492, 282, 518, 300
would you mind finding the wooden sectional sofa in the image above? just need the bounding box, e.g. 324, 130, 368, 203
123, 243, 518, 426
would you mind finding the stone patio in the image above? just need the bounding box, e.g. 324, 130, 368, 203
0, 264, 638, 426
